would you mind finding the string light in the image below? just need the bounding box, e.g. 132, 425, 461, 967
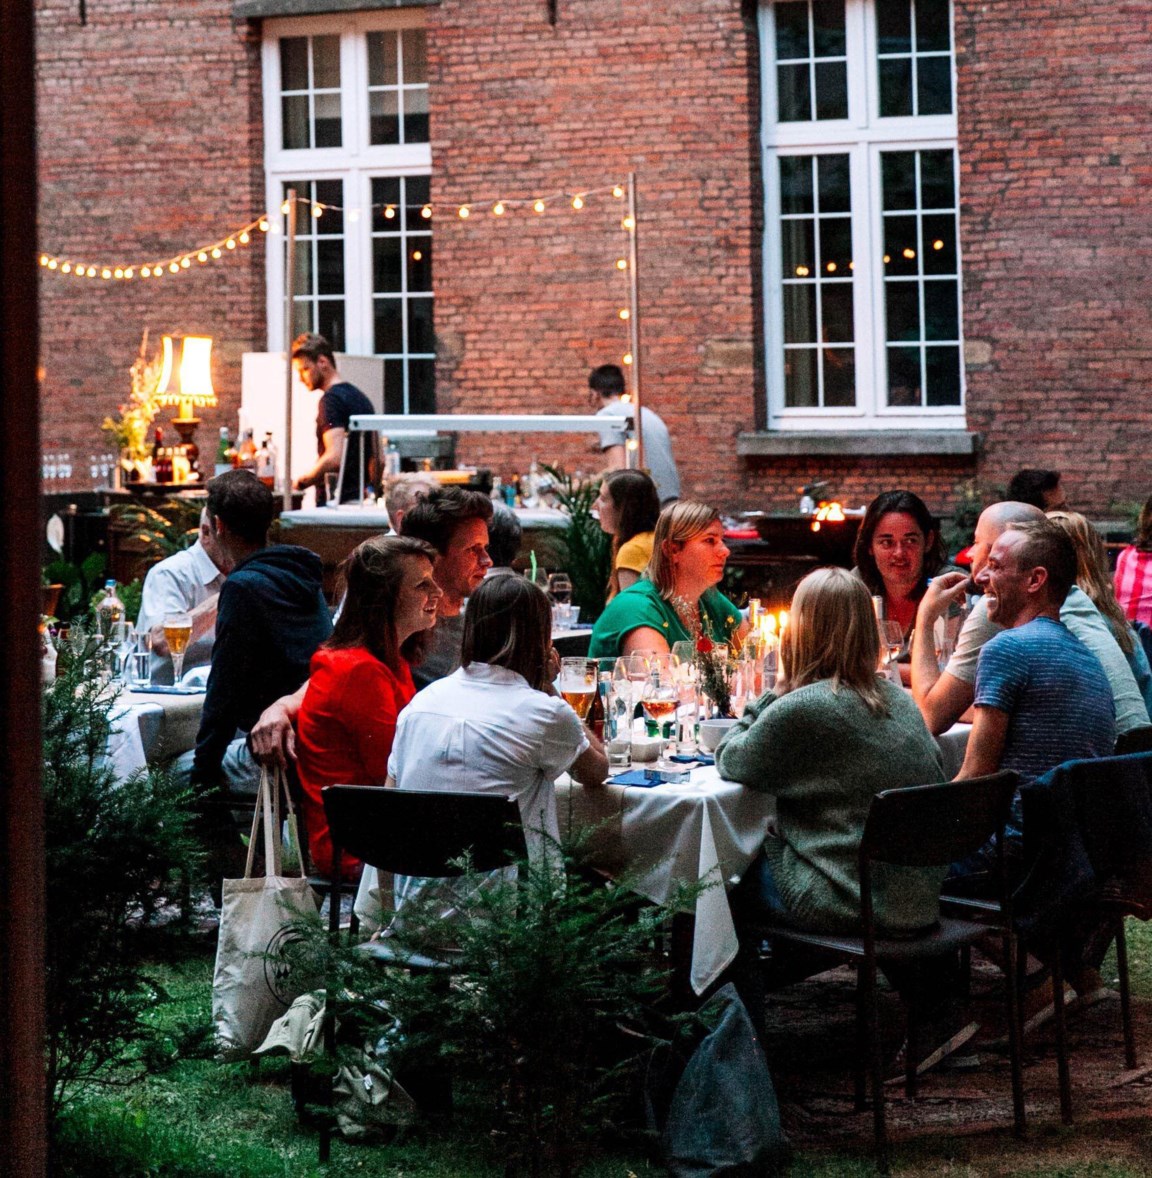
616, 258, 628, 270
902, 247, 916, 259
612, 185, 625, 198
571, 195, 584, 210
420, 205, 432, 219
533, 200, 546, 213
492, 201, 506, 216
619, 308, 630, 320
933, 239, 944, 250
239, 231, 250, 244
180, 257, 191, 268
211, 247, 222, 259
622, 215, 635, 230
623, 353, 633, 365
312, 205, 323, 219
826, 261, 837, 273
384, 206, 396, 220
458, 205, 471, 218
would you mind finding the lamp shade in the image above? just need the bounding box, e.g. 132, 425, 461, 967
156, 335, 218, 412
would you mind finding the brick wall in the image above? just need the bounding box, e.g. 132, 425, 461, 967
36, 0, 264, 490
955, 1, 1152, 517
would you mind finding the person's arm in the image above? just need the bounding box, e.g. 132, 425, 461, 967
600, 443, 627, 470
150, 592, 218, 658
911, 573, 978, 734
570, 730, 609, 786
714, 691, 780, 787
954, 705, 1009, 780
622, 626, 670, 655
248, 682, 308, 767
294, 426, 347, 490
616, 567, 641, 592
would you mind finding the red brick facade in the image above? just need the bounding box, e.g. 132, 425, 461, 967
34, 1, 1152, 519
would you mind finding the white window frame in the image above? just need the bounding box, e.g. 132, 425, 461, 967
760, 0, 964, 431
262, 10, 432, 357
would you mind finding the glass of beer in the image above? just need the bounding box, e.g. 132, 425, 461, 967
559, 656, 596, 721
163, 612, 193, 684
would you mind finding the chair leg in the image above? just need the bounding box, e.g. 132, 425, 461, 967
1003, 929, 1026, 1138
853, 962, 867, 1111
904, 984, 918, 1101
863, 955, 889, 1173
1051, 944, 1073, 1124
1114, 914, 1138, 1070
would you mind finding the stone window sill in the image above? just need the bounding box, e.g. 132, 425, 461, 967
736, 430, 980, 458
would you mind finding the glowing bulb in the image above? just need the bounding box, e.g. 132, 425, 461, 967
849, 261, 855, 270
933, 239, 944, 251
138, 266, 148, 277
385, 205, 396, 219
619, 308, 630, 320
420, 205, 432, 219
616, 258, 628, 270
622, 215, 635, 230
169, 262, 180, 273
883, 255, 891, 264
87, 267, 98, 277
226, 239, 236, 250
61, 263, 71, 274
412, 249, 423, 261
198, 252, 208, 263
124, 268, 133, 279
48, 260, 58, 271
795, 265, 809, 277
620, 393, 632, 404
625, 438, 639, 452
612, 185, 625, 198
280, 200, 290, 214
239, 231, 250, 244
902, 247, 915, 259
39, 255, 48, 266
458, 205, 470, 218
572, 195, 584, 210
114, 268, 124, 279
309, 204, 322, 219
258, 219, 269, 232
492, 201, 505, 216
826, 261, 837, 273
211, 247, 222, 259
533, 200, 546, 214
101, 268, 112, 279
622, 352, 633, 365
181, 256, 191, 268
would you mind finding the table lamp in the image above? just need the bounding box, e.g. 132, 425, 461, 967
155, 335, 218, 480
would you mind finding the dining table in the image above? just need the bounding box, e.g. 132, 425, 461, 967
105, 686, 204, 780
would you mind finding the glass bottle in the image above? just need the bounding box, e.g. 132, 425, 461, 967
95, 580, 125, 640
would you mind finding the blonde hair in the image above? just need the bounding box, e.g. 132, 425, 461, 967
1046, 511, 1135, 656
648, 500, 721, 597
779, 567, 888, 716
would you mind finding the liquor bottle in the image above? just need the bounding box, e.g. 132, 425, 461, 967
385, 441, 402, 477
95, 580, 125, 640
152, 426, 169, 483
588, 672, 607, 742
256, 432, 276, 488
237, 429, 257, 470
215, 427, 233, 477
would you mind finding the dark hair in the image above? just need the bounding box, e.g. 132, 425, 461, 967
290, 332, 335, 364
853, 489, 946, 600
1004, 519, 1078, 605
205, 469, 274, 546
588, 363, 626, 398
603, 469, 659, 545
461, 573, 552, 692
328, 535, 439, 671
487, 506, 522, 568
1006, 469, 1061, 510
1134, 494, 1152, 552
399, 486, 494, 555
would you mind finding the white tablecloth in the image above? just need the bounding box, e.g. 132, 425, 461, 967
105, 689, 204, 781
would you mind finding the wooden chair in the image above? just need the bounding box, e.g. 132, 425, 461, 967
749, 771, 1022, 1173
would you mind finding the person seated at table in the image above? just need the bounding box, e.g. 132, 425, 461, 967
485, 505, 522, 576
386, 573, 608, 917
1114, 493, 1152, 627
295, 535, 441, 877
594, 468, 660, 600
589, 500, 747, 658
716, 568, 970, 1067
384, 473, 437, 535
852, 489, 949, 646
1048, 510, 1152, 713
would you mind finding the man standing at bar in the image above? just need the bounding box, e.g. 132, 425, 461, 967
290, 332, 377, 503
588, 363, 680, 505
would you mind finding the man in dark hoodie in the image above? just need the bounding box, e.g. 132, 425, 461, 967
184, 469, 332, 795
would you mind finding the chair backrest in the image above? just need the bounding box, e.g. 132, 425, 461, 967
1116, 726, 1152, 756
1060, 752, 1152, 878
860, 771, 1020, 869
322, 785, 527, 879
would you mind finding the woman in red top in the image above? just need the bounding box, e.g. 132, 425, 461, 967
296, 534, 442, 876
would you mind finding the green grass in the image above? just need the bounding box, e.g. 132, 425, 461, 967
52, 923, 1152, 1176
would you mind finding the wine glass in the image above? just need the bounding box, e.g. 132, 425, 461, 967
558, 657, 596, 722
164, 613, 193, 684
613, 653, 652, 711
547, 573, 573, 605
640, 666, 679, 747
880, 620, 905, 677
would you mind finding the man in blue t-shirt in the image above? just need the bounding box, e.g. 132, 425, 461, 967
291, 332, 378, 504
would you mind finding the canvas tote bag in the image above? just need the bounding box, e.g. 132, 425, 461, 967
212, 765, 318, 1059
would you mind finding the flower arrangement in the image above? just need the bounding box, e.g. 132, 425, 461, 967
694, 628, 734, 717
101, 331, 165, 465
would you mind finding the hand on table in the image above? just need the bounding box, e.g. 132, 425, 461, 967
249, 698, 298, 767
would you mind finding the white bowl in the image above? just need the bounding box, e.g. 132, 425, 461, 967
698, 718, 738, 753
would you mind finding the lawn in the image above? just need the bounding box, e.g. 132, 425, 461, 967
51, 923, 1152, 1177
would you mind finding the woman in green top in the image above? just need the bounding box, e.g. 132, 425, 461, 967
589, 500, 747, 658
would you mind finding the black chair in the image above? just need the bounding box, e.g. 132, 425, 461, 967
316, 785, 527, 1161
1115, 726, 1152, 756
749, 772, 1022, 1172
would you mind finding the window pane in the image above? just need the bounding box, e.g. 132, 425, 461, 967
819, 216, 852, 274
885, 282, 919, 341
923, 280, 958, 341
316, 239, 343, 296
822, 284, 854, 342
312, 35, 340, 89
367, 31, 398, 88
384, 358, 405, 414
777, 63, 811, 122
784, 349, 817, 407
823, 349, 855, 406
373, 236, 402, 293
879, 58, 912, 118
811, 0, 845, 56
876, 0, 912, 54
407, 239, 432, 292
917, 56, 952, 116
779, 156, 814, 215
781, 221, 815, 277
282, 95, 309, 150
817, 154, 851, 212
405, 176, 431, 231
318, 302, 345, 352
921, 215, 956, 275
402, 30, 428, 83
887, 346, 921, 407
881, 152, 917, 210
315, 179, 343, 231
403, 89, 430, 144
314, 92, 342, 148
916, 0, 952, 53
920, 150, 955, 208
775, 2, 810, 59
408, 298, 434, 354
372, 176, 401, 226
370, 91, 400, 145
374, 298, 403, 353
280, 38, 309, 91
814, 62, 848, 119
883, 216, 918, 277
784, 285, 817, 344
408, 359, 436, 415
925, 346, 961, 406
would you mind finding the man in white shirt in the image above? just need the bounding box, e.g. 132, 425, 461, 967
135, 508, 228, 684
589, 364, 680, 504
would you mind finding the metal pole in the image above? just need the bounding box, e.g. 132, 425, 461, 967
626, 172, 643, 471
282, 189, 298, 513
